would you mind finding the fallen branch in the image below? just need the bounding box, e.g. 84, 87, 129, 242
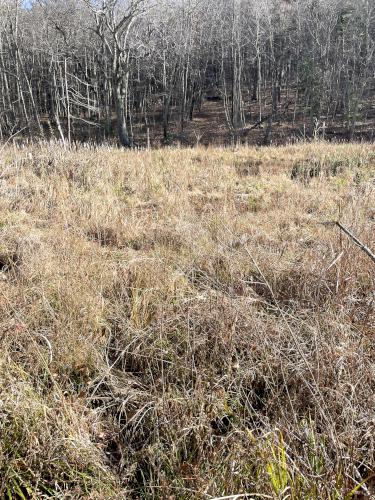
244, 99, 294, 134
322, 221, 375, 264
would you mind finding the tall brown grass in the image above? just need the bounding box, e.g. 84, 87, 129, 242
0, 142, 374, 498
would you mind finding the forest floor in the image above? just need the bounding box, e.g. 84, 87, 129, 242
129, 86, 375, 147
0, 142, 374, 498
36, 85, 375, 147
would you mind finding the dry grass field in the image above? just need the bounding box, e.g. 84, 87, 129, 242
0, 142, 374, 498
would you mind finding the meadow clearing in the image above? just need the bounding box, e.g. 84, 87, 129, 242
0, 142, 374, 498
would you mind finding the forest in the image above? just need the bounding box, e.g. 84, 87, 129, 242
0, 0, 374, 146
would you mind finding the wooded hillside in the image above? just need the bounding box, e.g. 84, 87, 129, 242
0, 0, 374, 146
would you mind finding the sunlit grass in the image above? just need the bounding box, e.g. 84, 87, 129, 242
0, 141, 374, 498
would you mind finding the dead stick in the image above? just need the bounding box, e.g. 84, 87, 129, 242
335, 222, 375, 264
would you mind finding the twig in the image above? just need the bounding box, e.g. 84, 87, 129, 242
335, 222, 375, 264
210, 495, 273, 500
38, 333, 53, 364
0, 126, 28, 154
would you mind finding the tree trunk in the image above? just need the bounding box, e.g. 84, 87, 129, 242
113, 56, 131, 147
114, 86, 131, 147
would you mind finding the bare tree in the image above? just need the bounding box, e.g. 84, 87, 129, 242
0, 0, 374, 145
83, 0, 150, 147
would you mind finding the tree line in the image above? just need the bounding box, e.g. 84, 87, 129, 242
0, 0, 374, 146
